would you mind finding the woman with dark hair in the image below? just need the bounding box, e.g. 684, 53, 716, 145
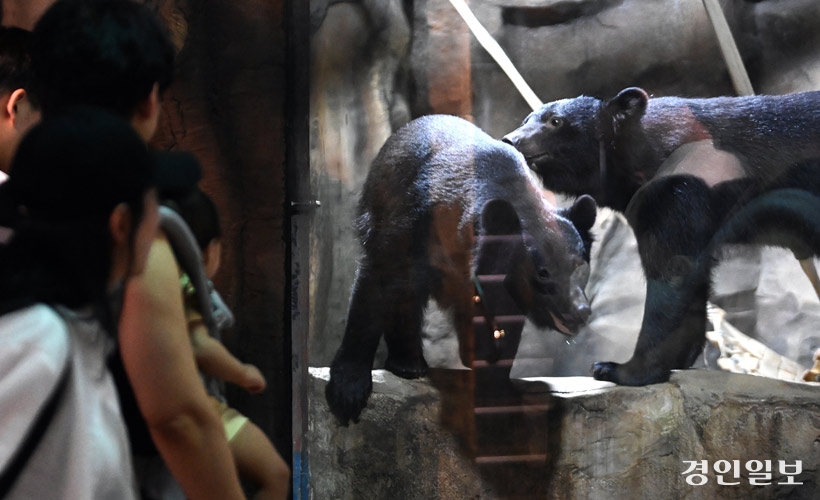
0, 107, 160, 499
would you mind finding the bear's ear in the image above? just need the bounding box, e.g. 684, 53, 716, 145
559, 194, 597, 233
480, 199, 521, 235
606, 87, 649, 126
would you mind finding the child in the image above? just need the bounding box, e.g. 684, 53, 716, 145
166, 184, 290, 500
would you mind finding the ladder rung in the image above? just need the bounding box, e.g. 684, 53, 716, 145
473, 274, 506, 283
474, 405, 549, 415
472, 359, 514, 369
475, 454, 547, 465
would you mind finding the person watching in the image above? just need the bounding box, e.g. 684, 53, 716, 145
29, 1, 245, 498
0, 107, 159, 500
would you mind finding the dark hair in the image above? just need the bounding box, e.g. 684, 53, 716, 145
30, 0, 175, 118
167, 186, 222, 251
0, 107, 156, 314
0, 26, 37, 106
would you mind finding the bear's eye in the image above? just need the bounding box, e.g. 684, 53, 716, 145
537, 267, 551, 280
548, 117, 563, 128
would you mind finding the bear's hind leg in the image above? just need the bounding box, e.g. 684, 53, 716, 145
383, 266, 430, 379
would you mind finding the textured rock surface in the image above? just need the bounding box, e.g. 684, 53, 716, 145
308, 368, 499, 500
308, 368, 820, 499
538, 372, 820, 499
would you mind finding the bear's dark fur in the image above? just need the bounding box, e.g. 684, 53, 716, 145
326, 114, 597, 424
503, 87, 820, 386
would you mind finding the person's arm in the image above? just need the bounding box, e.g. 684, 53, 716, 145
188, 320, 266, 394
118, 233, 244, 500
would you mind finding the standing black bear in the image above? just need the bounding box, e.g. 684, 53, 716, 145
502, 87, 820, 386
326, 114, 597, 425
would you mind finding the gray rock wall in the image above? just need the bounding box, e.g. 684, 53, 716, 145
541, 373, 820, 499
309, 368, 496, 499
308, 368, 820, 499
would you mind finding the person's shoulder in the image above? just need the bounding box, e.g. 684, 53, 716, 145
0, 304, 70, 374
0, 303, 68, 336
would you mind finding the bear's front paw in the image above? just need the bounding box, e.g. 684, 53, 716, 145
591, 360, 671, 386
325, 365, 373, 426
591, 361, 620, 383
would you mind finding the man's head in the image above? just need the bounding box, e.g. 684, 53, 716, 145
30, 0, 175, 140
0, 26, 41, 174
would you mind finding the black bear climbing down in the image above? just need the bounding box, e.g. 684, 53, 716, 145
503, 87, 820, 386
326, 114, 597, 425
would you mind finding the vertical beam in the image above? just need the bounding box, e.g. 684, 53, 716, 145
425, 0, 473, 118
286, 0, 311, 498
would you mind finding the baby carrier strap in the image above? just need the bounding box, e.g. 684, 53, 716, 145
159, 206, 234, 340
159, 206, 232, 401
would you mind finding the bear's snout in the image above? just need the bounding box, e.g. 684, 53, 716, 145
500, 132, 518, 147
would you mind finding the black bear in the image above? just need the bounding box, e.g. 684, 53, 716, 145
502, 87, 820, 386
326, 114, 597, 425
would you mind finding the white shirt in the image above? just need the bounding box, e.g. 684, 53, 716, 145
0, 304, 137, 500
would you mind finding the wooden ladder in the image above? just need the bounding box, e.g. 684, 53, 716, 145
431, 233, 553, 499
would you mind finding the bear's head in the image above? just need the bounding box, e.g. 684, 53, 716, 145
502, 88, 650, 206
476, 195, 597, 335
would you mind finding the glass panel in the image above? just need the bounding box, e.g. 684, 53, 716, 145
305, 0, 820, 498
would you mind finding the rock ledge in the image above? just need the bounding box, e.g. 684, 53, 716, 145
308, 368, 819, 499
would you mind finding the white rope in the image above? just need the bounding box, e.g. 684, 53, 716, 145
701, 0, 754, 97
447, 0, 543, 111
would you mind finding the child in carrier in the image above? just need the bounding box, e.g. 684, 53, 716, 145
165, 182, 290, 500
